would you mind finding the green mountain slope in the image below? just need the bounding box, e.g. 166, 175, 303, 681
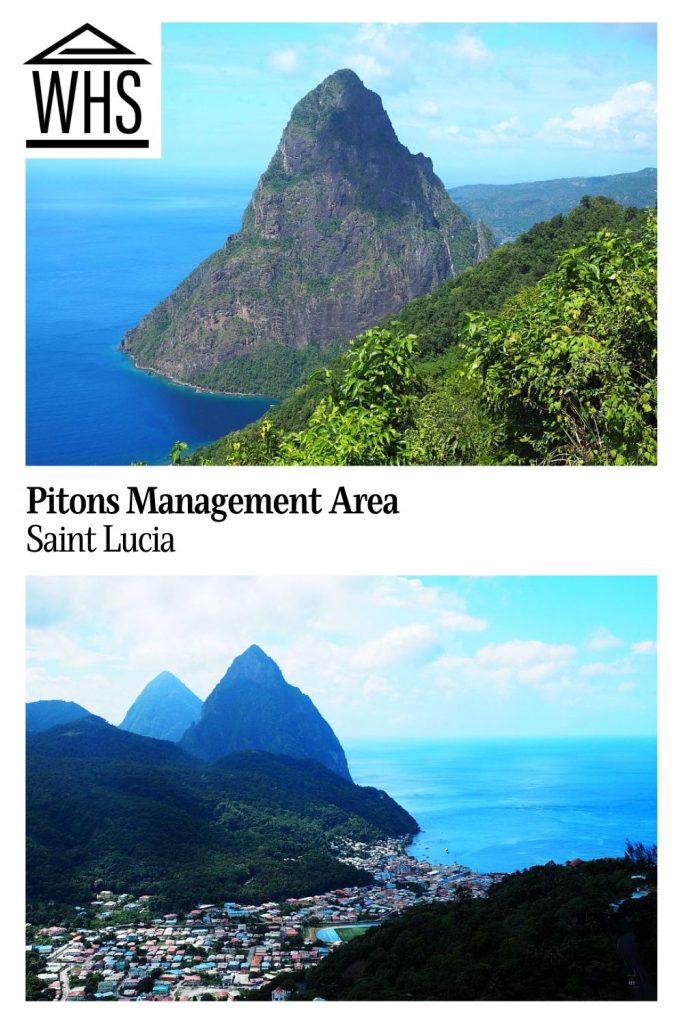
28, 714, 192, 764
26, 699, 92, 735
123, 69, 493, 398
189, 197, 653, 466
449, 167, 656, 242
265, 856, 657, 1000
27, 717, 417, 916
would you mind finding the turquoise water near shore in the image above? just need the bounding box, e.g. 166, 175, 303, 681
345, 737, 656, 874
26, 169, 272, 465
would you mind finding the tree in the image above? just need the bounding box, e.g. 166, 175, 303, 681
26, 951, 54, 1001
170, 440, 188, 465
463, 214, 657, 465
229, 327, 420, 466
84, 971, 104, 995
625, 840, 657, 869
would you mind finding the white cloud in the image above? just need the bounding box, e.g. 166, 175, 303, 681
347, 53, 388, 81
429, 117, 526, 147
433, 655, 474, 671
439, 610, 488, 633
429, 125, 461, 141
450, 30, 492, 64
473, 117, 525, 145
26, 577, 381, 720
491, 116, 520, 134
579, 657, 634, 678
586, 626, 622, 651
23, 577, 482, 725
363, 675, 397, 699
517, 661, 566, 682
431, 639, 577, 692
431, 640, 578, 677
563, 81, 654, 132
352, 623, 439, 671
375, 576, 440, 609
476, 640, 576, 673
431, 655, 474, 692
417, 100, 440, 118
617, 682, 637, 692
268, 49, 299, 75
632, 640, 657, 655
543, 81, 656, 148
338, 24, 418, 91
25, 578, 655, 738
26, 627, 125, 671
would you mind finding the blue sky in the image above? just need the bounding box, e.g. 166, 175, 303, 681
26, 576, 657, 739
158, 22, 656, 185
28, 22, 656, 192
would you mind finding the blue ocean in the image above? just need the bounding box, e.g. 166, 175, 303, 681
345, 737, 656, 874
26, 170, 272, 465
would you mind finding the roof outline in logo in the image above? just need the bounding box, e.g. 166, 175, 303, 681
25, 23, 150, 65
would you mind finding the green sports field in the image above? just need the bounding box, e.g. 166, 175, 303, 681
316, 924, 378, 943
335, 926, 373, 941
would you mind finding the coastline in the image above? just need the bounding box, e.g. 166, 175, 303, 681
122, 347, 279, 402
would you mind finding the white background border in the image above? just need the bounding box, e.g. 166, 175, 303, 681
4, 1, 681, 1019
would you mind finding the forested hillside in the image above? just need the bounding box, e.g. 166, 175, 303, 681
257, 853, 657, 1001
189, 199, 655, 466
26, 718, 417, 919
26, 700, 91, 735
448, 167, 656, 242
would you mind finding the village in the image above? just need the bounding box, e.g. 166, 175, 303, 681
28, 840, 506, 1001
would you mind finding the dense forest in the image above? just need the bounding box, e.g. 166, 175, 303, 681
187, 198, 655, 466
254, 849, 657, 1001
26, 717, 417, 921
26, 949, 54, 1001
26, 699, 91, 735
192, 340, 343, 400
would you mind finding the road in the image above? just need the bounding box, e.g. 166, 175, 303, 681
42, 938, 74, 1002
58, 965, 71, 1001
617, 931, 656, 1001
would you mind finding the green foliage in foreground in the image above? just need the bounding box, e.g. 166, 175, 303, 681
189, 211, 656, 467
460, 217, 657, 465
384, 195, 651, 360
26, 950, 54, 1001
217, 329, 419, 466
188, 198, 654, 466
27, 719, 416, 919
256, 854, 657, 1001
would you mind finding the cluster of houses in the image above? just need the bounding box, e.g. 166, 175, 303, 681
29, 841, 506, 1001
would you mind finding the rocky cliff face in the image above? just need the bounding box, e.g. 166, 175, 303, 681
123, 69, 494, 395
180, 645, 352, 780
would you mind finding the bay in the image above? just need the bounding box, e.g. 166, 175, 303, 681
345, 736, 656, 874
26, 171, 273, 465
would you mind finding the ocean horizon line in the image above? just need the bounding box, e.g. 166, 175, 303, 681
342, 733, 656, 744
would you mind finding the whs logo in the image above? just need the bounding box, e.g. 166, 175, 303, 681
24, 22, 160, 156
